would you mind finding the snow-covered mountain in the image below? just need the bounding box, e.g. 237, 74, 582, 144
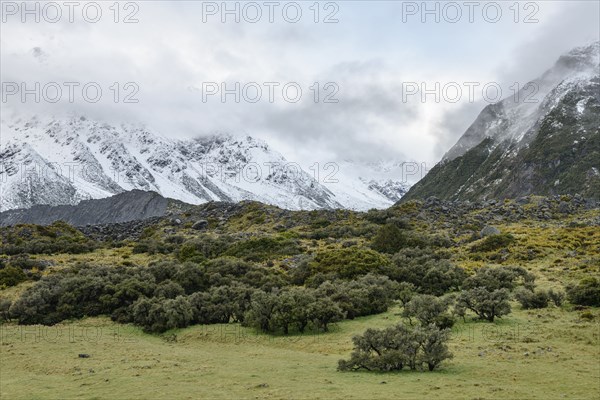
0, 113, 411, 212
403, 42, 600, 201
319, 160, 414, 210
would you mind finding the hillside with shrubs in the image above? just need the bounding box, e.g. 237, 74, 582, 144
0, 194, 599, 393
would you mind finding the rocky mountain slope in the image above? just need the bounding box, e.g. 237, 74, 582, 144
403, 42, 600, 201
0, 114, 410, 212
0, 190, 176, 227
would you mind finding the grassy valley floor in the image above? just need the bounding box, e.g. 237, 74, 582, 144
1, 305, 598, 400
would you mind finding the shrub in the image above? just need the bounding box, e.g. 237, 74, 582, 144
204, 257, 288, 290
315, 275, 398, 319
5, 255, 48, 281
153, 280, 185, 299
176, 235, 231, 262
0, 265, 27, 287
370, 223, 410, 254
397, 282, 417, 307
9, 264, 157, 325
312, 248, 391, 279
307, 297, 344, 332
363, 209, 395, 225
0, 222, 96, 255
173, 262, 209, 294
514, 288, 549, 309
131, 296, 194, 333
548, 289, 565, 307
471, 233, 516, 252
457, 287, 511, 322
390, 249, 466, 295
338, 324, 452, 372
463, 266, 535, 292
567, 278, 600, 307
402, 294, 455, 329
224, 236, 301, 262
190, 284, 253, 324
0, 298, 12, 321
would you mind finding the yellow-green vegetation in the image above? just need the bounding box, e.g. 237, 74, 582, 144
451, 220, 600, 285
1, 305, 598, 399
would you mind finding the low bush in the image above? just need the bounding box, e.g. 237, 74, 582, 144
514, 288, 550, 309
567, 278, 600, 307
456, 287, 511, 322
389, 249, 466, 295
463, 266, 535, 292
548, 289, 565, 307
312, 248, 390, 279
176, 235, 231, 262
402, 294, 455, 329
0, 265, 27, 287
0, 222, 96, 255
338, 324, 452, 372
224, 236, 301, 262
316, 274, 399, 319
471, 233, 516, 252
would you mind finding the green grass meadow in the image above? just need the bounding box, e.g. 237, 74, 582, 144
1, 305, 598, 400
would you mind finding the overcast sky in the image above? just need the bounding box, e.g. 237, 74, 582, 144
1, 1, 599, 168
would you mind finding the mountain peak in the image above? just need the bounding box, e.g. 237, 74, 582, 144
553, 41, 600, 75
404, 42, 600, 202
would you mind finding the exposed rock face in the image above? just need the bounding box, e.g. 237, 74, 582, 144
0, 190, 169, 227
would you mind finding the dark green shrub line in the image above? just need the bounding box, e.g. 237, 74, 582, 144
4, 255, 401, 334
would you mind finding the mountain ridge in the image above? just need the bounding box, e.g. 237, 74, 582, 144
403, 42, 600, 202
0, 114, 410, 212
0, 190, 173, 227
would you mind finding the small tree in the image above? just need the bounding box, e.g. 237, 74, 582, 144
402, 294, 454, 329
396, 282, 416, 307
457, 287, 511, 322
273, 289, 297, 334
419, 325, 454, 371
287, 287, 316, 333
371, 223, 409, 254
338, 323, 452, 372
243, 290, 279, 333
308, 297, 344, 332
390, 250, 466, 296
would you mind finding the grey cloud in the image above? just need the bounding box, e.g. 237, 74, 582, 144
2, 1, 598, 170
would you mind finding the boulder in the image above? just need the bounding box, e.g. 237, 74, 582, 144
480, 225, 500, 237
558, 202, 571, 214
192, 220, 209, 230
